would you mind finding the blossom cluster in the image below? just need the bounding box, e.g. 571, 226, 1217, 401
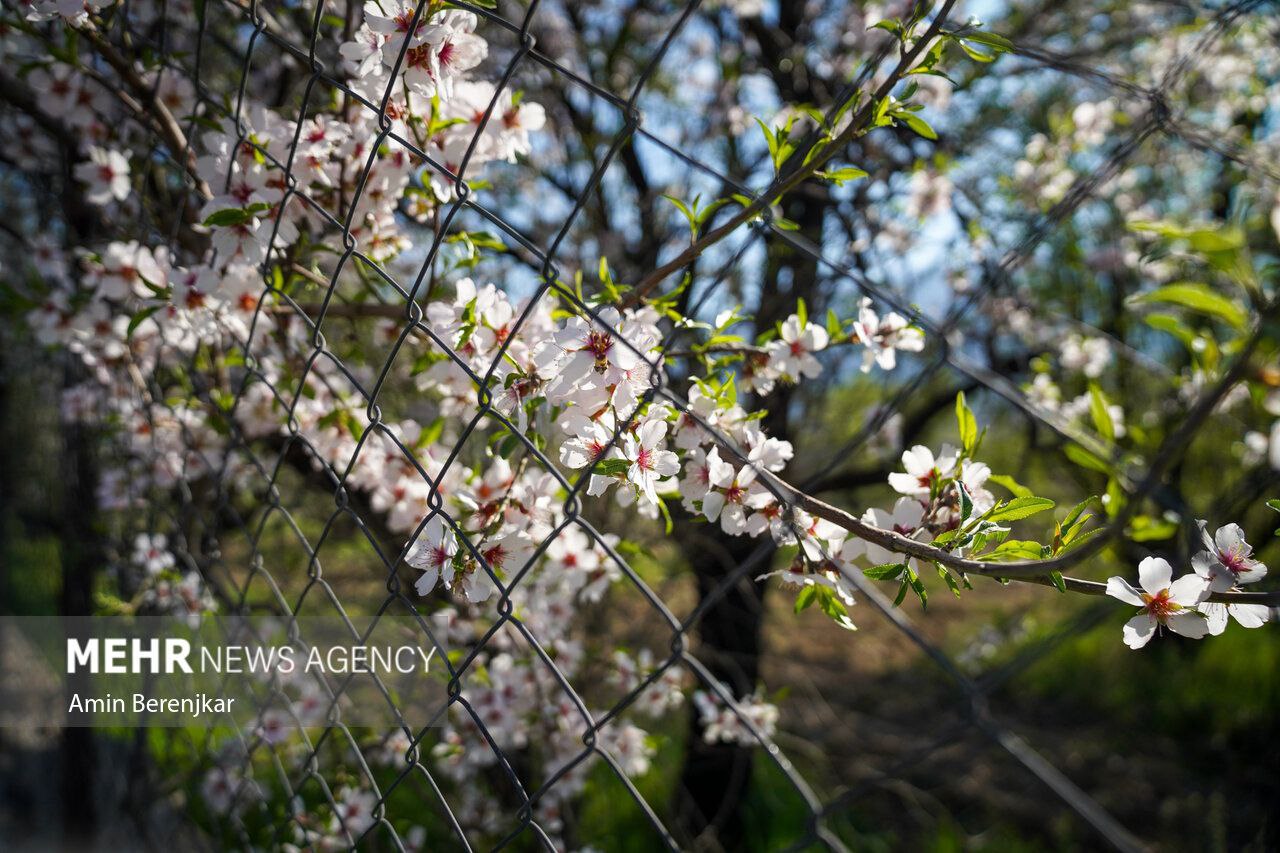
1107, 522, 1269, 649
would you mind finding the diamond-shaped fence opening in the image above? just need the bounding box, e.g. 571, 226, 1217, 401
2, 0, 1279, 850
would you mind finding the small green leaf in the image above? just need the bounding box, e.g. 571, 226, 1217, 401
825, 308, 843, 339
1130, 282, 1247, 331
1049, 571, 1066, 593
1064, 444, 1111, 474
960, 31, 1015, 51
900, 113, 938, 140
794, 585, 818, 614
1088, 383, 1115, 442
592, 458, 630, 477
127, 305, 162, 337
955, 391, 978, 454
817, 166, 869, 185
957, 481, 974, 522
987, 497, 1056, 522
863, 562, 906, 581
980, 539, 1045, 561
202, 201, 270, 228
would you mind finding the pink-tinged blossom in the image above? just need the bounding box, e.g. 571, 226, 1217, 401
767, 315, 828, 380
842, 497, 927, 568
407, 515, 459, 596
1106, 557, 1210, 648
852, 298, 924, 372
1191, 521, 1267, 589
887, 444, 957, 498
622, 419, 679, 504
701, 462, 771, 535
330, 787, 377, 838
692, 689, 779, 745
75, 147, 131, 205
132, 532, 175, 575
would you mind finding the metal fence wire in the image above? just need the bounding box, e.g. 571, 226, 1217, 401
3, 0, 1279, 850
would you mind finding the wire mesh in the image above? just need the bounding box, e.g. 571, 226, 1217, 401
3, 0, 1278, 850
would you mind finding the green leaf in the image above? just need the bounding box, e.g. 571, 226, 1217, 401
1057, 497, 1098, 546
817, 166, 869, 185
1060, 526, 1108, 552
957, 481, 974, 523
592, 458, 630, 477
825, 308, 843, 339
127, 305, 162, 337
1088, 383, 1115, 442
987, 496, 1055, 522
1104, 477, 1125, 519
960, 31, 1015, 51
818, 589, 856, 631
1143, 312, 1198, 349
202, 201, 270, 227
900, 113, 938, 140
955, 391, 978, 454
907, 568, 928, 609
794, 585, 818, 614
863, 562, 906, 581
940, 566, 963, 598
1064, 444, 1111, 474
988, 474, 1032, 498
1049, 571, 1066, 593
980, 539, 1045, 561
957, 40, 998, 62
1130, 282, 1247, 331
420, 416, 445, 447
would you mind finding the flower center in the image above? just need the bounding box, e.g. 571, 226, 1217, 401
634, 446, 653, 471
438, 42, 456, 69
1219, 548, 1250, 575
393, 10, 423, 35
1141, 589, 1180, 621
406, 43, 432, 70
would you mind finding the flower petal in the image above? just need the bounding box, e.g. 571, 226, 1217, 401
1201, 602, 1228, 636
1105, 576, 1144, 606
1169, 574, 1210, 606
1138, 556, 1172, 596
1166, 611, 1209, 640
1122, 614, 1157, 649
1229, 603, 1271, 629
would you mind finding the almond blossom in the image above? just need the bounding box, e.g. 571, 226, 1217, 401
887, 443, 958, 498
767, 315, 828, 380
74, 146, 131, 205
1106, 557, 1211, 649
851, 298, 924, 372
700, 461, 771, 535
614, 419, 676, 504
407, 515, 459, 596
1191, 521, 1268, 589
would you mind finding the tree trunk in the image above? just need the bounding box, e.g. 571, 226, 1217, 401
674, 184, 827, 848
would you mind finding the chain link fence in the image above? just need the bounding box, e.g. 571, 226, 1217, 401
2, 0, 1279, 850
